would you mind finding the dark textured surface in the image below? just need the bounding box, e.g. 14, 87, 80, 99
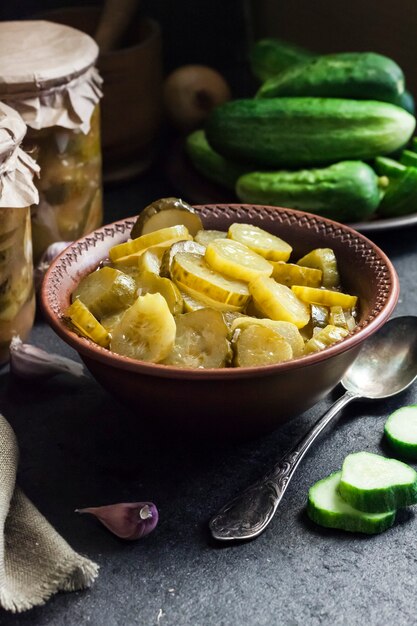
1, 167, 417, 626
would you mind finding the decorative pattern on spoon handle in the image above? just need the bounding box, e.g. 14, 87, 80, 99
210, 391, 357, 541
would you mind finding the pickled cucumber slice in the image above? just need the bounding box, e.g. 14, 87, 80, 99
162, 309, 231, 368
160, 240, 205, 278
329, 304, 346, 328
296, 248, 340, 289
130, 197, 203, 238
171, 252, 250, 307
384, 406, 417, 461
194, 229, 227, 246
110, 293, 176, 362
339, 451, 417, 513
176, 282, 244, 313
205, 238, 273, 282
270, 261, 322, 287
233, 325, 293, 367
291, 285, 357, 309
311, 304, 329, 329
137, 246, 166, 275
65, 299, 110, 347
231, 317, 304, 357
73, 267, 136, 319
249, 276, 310, 328
304, 324, 349, 353
136, 271, 183, 315
100, 311, 125, 333
228, 223, 292, 262
307, 471, 395, 535
109, 225, 192, 263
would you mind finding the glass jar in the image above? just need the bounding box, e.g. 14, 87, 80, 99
0, 20, 103, 263
0, 103, 39, 365
0, 207, 35, 364
26, 105, 102, 262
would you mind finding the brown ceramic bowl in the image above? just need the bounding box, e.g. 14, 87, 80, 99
41, 204, 399, 440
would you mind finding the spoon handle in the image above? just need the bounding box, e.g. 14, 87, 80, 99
209, 390, 358, 541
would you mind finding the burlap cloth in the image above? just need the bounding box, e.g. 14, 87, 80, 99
0, 414, 99, 613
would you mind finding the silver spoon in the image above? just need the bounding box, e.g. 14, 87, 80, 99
210, 315, 417, 542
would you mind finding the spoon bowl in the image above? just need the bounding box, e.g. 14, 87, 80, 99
342, 315, 417, 399
210, 316, 417, 541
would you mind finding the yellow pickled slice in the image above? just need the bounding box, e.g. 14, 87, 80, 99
329, 305, 348, 329
162, 309, 231, 368
110, 293, 176, 362
136, 271, 183, 315
137, 246, 166, 275
249, 276, 310, 328
291, 285, 357, 309
72, 266, 136, 319
109, 225, 192, 263
194, 229, 227, 246
177, 282, 244, 312
130, 197, 203, 238
171, 252, 250, 307
270, 261, 322, 288
65, 299, 110, 347
296, 248, 340, 289
205, 238, 273, 282
231, 317, 304, 357
160, 240, 205, 278
344, 310, 357, 331
304, 324, 349, 354
233, 325, 293, 367
228, 223, 292, 262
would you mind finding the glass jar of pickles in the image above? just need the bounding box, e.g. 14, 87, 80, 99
0, 21, 103, 263
0, 103, 39, 364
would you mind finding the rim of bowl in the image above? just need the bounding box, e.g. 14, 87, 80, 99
41, 204, 400, 381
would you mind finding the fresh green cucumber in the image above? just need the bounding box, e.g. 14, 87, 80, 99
206, 97, 416, 168
384, 406, 417, 461
377, 165, 417, 217
185, 130, 253, 191
256, 52, 405, 104
235, 161, 382, 222
399, 149, 417, 168
307, 471, 396, 534
373, 156, 407, 178
393, 90, 415, 115
339, 451, 417, 513
249, 38, 314, 83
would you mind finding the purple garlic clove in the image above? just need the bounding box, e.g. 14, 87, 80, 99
75, 502, 159, 540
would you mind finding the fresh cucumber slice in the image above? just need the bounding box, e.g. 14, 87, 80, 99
307, 471, 395, 535
339, 451, 417, 513
384, 405, 417, 461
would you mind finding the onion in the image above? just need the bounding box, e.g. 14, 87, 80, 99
163, 64, 231, 132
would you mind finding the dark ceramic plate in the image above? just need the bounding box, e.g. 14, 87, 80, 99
42, 204, 399, 440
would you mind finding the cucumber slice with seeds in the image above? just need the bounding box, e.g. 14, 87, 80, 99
307, 471, 396, 535
384, 405, 417, 461
339, 451, 417, 513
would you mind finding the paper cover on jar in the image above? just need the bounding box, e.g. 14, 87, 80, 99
0, 102, 39, 208
0, 21, 103, 134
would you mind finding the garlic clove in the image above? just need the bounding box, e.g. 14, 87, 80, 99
9, 335, 85, 380
76, 502, 159, 540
